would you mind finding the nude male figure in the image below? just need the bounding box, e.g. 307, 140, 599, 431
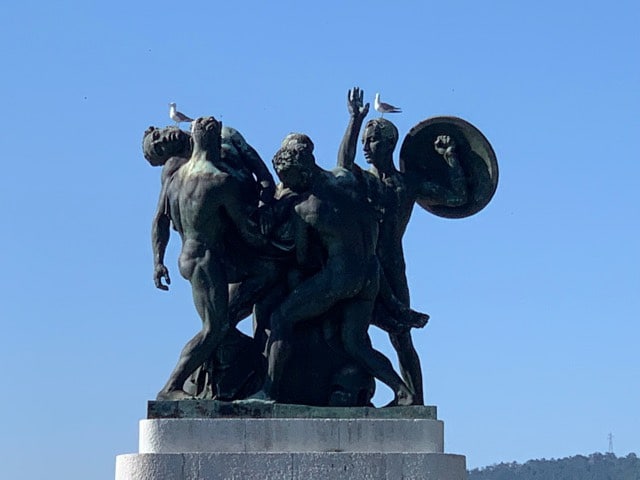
153, 116, 266, 400
257, 134, 413, 405
338, 87, 468, 404
143, 124, 284, 329
142, 124, 276, 205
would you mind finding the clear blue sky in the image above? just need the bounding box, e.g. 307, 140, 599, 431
0, 0, 638, 478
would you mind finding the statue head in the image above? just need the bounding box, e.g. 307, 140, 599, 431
272, 133, 316, 192
280, 133, 315, 151
142, 126, 192, 166
362, 118, 398, 165
191, 116, 223, 152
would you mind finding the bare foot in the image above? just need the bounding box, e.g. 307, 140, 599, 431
407, 309, 429, 329
381, 308, 429, 334
237, 390, 275, 404
395, 387, 414, 406
384, 386, 414, 407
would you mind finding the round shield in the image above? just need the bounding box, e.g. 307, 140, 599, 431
399, 116, 498, 218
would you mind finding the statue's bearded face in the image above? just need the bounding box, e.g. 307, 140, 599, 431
143, 127, 190, 166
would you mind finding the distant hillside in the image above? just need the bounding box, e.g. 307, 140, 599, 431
468, 452, 640, 480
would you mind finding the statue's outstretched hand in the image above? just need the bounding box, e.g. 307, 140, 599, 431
347, 87, 370, 120
154, 264, 171, 291
434, 135, 458, 167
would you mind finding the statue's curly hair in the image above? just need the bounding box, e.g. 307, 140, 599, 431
280, 133, 314, 152
273, 133, 315, 170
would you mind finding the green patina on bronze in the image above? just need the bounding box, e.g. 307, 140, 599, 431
142, 88, 498, 409
148, 400, 437, 420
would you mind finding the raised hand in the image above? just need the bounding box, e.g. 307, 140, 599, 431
347, 87, 370, 120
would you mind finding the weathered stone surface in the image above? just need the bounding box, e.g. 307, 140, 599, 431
116, 452, 467, 480
118, 404, 465, 479
139, 418, 444, 454
148, 400, 437, 420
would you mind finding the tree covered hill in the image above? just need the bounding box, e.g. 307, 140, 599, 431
468, 452, 640, 480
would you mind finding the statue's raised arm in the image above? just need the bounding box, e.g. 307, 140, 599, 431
400, 116, 499, 218
142, 126, 192, 291
410, 134, 468, 207
338, 87, 370, 169
223, 126, 276, 205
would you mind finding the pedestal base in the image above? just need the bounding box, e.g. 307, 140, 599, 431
115, 401, 467, 480
117, 452, 466, 479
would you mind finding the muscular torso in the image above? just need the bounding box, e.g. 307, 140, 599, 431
294, 171, 378, 271
167, 160, 239, 250
367, 170, 416, 303
371, 165, 466, 304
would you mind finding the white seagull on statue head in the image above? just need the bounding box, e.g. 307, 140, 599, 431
169, 102, 194, 126
374, 93, 402, 117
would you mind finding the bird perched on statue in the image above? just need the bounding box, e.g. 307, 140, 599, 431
374, 93, 402, 117
168, 102, 194, 126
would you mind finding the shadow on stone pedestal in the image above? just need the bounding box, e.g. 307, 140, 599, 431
115, 400, 467, 480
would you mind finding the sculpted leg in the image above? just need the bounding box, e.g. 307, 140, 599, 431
157, 252, 229, 400
277, 268, 363, 323
380, 259, 424, 405
261, 268, 363, 400
390, 330, 423, 405
252, 281, 288, 354
340, 300, 413, 406
227, 259, 280, 326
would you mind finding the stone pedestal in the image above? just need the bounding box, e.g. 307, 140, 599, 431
115, 401, 466, 480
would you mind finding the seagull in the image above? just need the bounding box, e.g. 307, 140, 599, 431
169, 102, 194, 126
374, 93, 402, 117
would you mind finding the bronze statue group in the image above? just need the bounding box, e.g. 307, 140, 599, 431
142, 88, 496, 407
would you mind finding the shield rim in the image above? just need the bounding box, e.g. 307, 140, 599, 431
399, 115, 498, 219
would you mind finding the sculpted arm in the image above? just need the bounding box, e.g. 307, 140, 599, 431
227, 127, 276, 204
223, 180, 268, 250
152, 184, 171, 290
415, 136, 468, 207
292, 211, 312, 270
337, 87, 369, 169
